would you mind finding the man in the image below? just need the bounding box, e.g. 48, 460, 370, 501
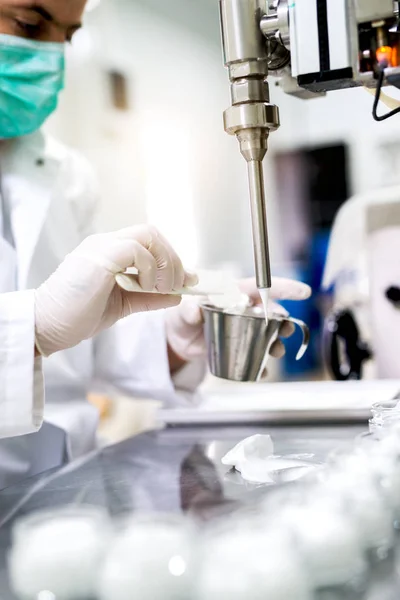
0, 0, 311, 487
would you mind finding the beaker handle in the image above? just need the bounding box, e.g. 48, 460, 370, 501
284, 317, 310, 361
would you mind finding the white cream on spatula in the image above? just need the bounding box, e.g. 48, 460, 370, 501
115, 272, 217, 297
115, 269, 253, 312
198, 270, 250, 312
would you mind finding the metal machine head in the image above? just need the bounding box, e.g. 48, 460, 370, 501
262, 0, 400, 96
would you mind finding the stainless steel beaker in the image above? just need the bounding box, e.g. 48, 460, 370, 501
202, 305, 309, 382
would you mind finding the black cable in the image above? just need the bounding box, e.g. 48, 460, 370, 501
373, 67, 400, 121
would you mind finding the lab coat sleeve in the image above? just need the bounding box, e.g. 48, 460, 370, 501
92, 311, 206, 408
0, 290, 44, 438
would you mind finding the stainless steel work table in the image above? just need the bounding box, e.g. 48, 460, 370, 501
0, 422, 367, 599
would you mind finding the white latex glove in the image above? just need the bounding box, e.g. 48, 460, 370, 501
165, 277, 312, 362
35, 226, 197, 357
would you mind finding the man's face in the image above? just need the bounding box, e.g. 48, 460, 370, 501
0, 0, 87, 43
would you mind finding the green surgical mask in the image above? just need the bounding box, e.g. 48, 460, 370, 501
0, 34, 65, 139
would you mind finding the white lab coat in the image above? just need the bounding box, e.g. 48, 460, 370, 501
0, 131, 204, 488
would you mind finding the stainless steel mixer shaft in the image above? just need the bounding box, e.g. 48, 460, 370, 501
219, 0, 279, 290
247, 159, 271, 288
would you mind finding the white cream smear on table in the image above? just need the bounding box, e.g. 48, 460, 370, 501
222, 435, 318, 484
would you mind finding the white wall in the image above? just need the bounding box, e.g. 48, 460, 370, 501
45, 0, 291, 274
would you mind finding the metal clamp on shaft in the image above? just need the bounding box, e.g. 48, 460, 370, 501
219, 0, 280, 291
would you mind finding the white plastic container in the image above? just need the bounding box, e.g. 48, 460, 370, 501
324, 463, 394, 555
9, 507, 111, 600
356, 434, 400, 518
195, 519, 311, 600
98, 514, 194, 600
278, 500, 367, 592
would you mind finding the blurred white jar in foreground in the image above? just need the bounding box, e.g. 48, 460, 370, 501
98, 514, 194, 600
9, 507, 111, 600
195, 519, 311, 600
324, 462, 394, 555
279, 500, 366, 591
356, 434, 400, 518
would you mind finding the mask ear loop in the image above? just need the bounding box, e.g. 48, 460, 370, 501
0, 162, 14, 247
0, 161, 18, 292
